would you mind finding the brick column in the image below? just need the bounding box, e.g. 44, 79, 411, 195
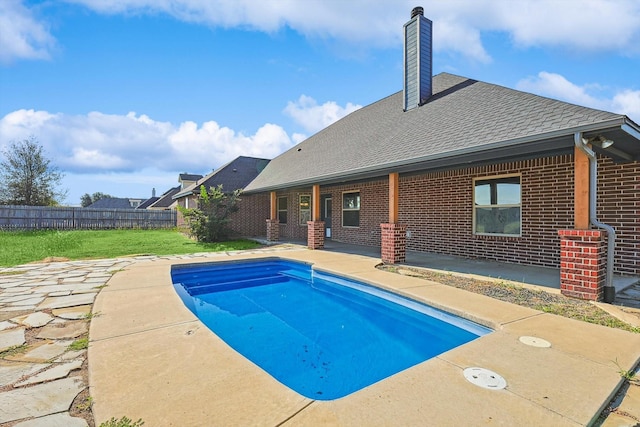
381, 223, 406, 264
307, 221, 325, 249
558, 230, 606, 301
266, 219, 279, 242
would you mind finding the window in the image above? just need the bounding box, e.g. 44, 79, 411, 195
277, 196, 288, 224
342, 191, 360, 227
299, 195, 311, 225
474, 175, 521, 236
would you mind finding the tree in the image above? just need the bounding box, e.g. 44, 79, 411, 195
0, 136, 66, 206
80, 192, 113, 207
178, 185, 241, 242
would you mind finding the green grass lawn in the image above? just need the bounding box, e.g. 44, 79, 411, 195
0, 229, 262, 267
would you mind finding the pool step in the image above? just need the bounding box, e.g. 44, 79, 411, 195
185, 274, 289, 296
278, 269, 312, 282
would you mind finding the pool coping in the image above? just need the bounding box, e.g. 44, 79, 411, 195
88, 248, 640, 426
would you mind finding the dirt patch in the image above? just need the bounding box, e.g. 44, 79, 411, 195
378, 265, 640, 334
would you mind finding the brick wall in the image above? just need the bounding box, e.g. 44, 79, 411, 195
274, 191, 313, 241
381, 223, 407, 263
597, 157, 639, 276
252, 155, 638, 275
323, 181, 389, 247
307, 221, 325, 249
228, 192, 270, 237
558, 230, 606, 300
400, 155, 574, 270
272, 183, 389, 244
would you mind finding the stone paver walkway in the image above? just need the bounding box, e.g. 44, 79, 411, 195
0, 246, 638, 426
0, 247, 296, 426
0, 258, 133, 425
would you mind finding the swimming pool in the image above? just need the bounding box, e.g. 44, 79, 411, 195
171, 258, 491, 400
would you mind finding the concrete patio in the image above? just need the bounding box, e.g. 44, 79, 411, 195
88, 247, 640, 426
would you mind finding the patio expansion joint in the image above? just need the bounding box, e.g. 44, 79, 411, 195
274, 400, 315, 427
499, 311, 545, 327
90, 319, 200, 343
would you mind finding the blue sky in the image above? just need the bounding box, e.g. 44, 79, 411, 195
1, 0, 639, 206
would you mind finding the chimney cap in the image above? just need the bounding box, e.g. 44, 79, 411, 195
411, 6, 424, 18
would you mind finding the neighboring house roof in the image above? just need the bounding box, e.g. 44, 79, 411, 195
87, 197, 136, 209
179, 173, 203, 183
173, 156, 270, 199
136, 197, 159, 209
244, 72, 640, 193
147, 186, 180, 208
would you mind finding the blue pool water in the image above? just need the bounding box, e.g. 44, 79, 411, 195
171, 258, 491, 400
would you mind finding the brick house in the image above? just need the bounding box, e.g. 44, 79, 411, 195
174, 156, 270, 230
238, 8, 640, 302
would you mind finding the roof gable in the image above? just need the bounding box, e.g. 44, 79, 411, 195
174, 156, 270, 199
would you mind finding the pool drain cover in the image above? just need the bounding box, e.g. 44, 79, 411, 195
519, 336, 551, 348
463, 367, 506, 390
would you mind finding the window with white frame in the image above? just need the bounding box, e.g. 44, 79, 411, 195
299, 194, 311, 225
277, 196, 288, 224
342, 191, 360, 227
473, 175, 521, 236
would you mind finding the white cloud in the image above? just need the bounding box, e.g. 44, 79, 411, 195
492, 0, 640, 54
63, 0, 640, 61
3, 1, 639, 65
284, 95, 362, 134
516, 71, 640, 120
517, 72, 603, 108
0, 108, 296, 174
0, 0, 56, 64
612, 90, 640, 121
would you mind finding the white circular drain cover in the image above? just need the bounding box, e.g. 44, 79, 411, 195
519, 336, 551, 348
463, 367, 507, 390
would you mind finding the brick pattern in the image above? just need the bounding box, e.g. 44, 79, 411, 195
266, 219, 279, 241
233, 155, 638, 276
272, 182, 389, 245
399, 155, 575, 270
558, 230, 605, 300
228, 193, 270, 237
272, 191, 312, 241
307, 221, 325, 249
597, 157, 640, 276
381, 223, 407, 264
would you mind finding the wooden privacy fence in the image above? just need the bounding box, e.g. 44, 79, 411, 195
0, 205, 177, 230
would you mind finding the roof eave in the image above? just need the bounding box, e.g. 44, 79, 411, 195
244, 117, 635, 193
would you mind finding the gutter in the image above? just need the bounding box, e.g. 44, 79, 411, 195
574, 132, 616, 303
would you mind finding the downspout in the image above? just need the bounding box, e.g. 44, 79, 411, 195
574, 132, 616, 303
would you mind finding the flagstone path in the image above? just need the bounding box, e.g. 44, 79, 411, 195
0, 258, 133, 425
0, 247, 295, 426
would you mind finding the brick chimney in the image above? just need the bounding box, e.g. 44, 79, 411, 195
403, 6, 432, 111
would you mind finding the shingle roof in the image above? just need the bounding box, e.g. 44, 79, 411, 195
86, 198, 135, 209
136, 197, 159, 209
179, 173, 203, 182
173, 156, 270, 199
148, 186, 180, 208
245, 73, 637, 192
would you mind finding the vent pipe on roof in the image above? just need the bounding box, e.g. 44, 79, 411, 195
403, 6, 432, 111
